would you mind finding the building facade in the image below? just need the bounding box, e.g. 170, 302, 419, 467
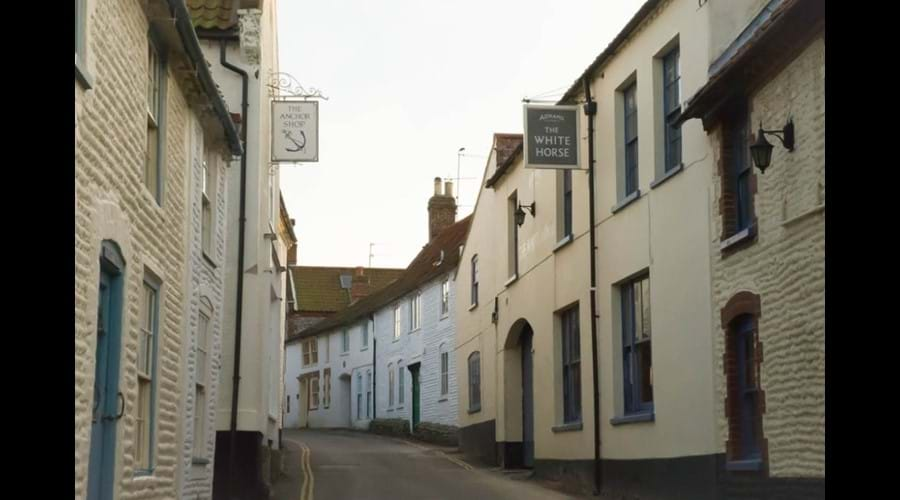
680, 0, 826, 496
75, 1, 241, 499
286, 180, 468, 438
188, 1, 291, 498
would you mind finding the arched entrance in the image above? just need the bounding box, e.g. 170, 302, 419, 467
502, 319, 534, 469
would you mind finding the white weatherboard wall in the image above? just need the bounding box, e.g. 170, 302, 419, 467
293, 321, 375, 429
375, 274, 459, 428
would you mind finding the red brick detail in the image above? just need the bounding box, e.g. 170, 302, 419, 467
720, 291, 762, 328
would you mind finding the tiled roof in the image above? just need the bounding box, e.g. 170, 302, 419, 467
291, 215, 473, 341
289, 266, 405, 314
187, 0, 238, 30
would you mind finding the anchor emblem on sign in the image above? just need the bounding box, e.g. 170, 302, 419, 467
283, 129, 306, 152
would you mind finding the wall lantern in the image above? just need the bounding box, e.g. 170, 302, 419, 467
515, 201, 536, 227
750, 119, 794, 173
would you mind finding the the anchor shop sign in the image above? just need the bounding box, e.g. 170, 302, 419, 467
523, 104, 583, 170
272, 100, 318, 162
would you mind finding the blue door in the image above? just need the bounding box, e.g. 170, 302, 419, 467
87, 242, 125, 500
521, 326, 534, 468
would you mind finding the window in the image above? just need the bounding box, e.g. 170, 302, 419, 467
323, 335, 330, 363
342, 329, 350, 353
145, 35, 165, 204
75, 0, 87, 67
724, 102, 753, 235
508, 192, 519, 278
468, 352, 481, 412
729, 315, 762, 462
389, 364, 395, 407
398, 364, 405, 405
621, 275, 653, 414
623, 82, 639, 196
361, 322, 369, 349
366, 371, 372, 418
410, 292, 421, 331
441, 277, 450, 317
357, 373, 363, 419
201, 147, 215, 256
561, 306, 582, 423
193, 301, 211, 459
323, 369, 331, 408
471, 255, 479, 307
441, 346, 449, 396
302, 338, 318, 366
136, 278, 159, 472
663, 48, 682, 172
560, 170, 573, 238
309, 375, 319, 410
286, 395, 290, 413
394, 305, 402, 340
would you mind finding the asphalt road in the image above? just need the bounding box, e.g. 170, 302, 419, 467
274, 428, 580, 500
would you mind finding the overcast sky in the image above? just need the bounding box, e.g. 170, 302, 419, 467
276, 0, 646, 269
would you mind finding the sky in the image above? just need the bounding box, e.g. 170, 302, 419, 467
276, 0, 646, 269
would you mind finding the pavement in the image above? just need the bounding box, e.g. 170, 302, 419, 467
271, 428, 587, 500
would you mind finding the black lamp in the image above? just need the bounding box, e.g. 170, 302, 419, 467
515, 201, 535, 227
750, 119, 794, 173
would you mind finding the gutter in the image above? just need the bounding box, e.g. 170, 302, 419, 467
163, 0, 243, 156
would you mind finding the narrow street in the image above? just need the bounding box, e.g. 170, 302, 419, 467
273, 429, 582, 500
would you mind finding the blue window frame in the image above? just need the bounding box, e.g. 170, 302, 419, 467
563, 169, 573, 237
561, 306, 581, 423
136, 275, 161, 474
623, 82, 639, 195
621, 275, 652, 415
734, 315, 761, 460
727, 102, 752, 233
663, 48, 682, 172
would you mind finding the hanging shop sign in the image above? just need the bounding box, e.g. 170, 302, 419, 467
272, 100, 318, 162
523, 104, 583, 169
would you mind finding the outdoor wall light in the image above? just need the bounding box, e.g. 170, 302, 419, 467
750, 119, 794, 173
515, 201, 536, 227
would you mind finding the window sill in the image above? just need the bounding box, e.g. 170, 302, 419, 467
726, 459, 763, 472
553, 234, 574, 253
410, 328, 421, 334
438, 397, 449, 402
397, 406, 404, 410
781, 203, 825, 228
720, 224, 757, 254
202, 252, 218, 269
387, 409, 394, 413
610, 411, 655, 426
134, 469, 155, 478
650, 163, 684, 190
468, 303, 478, 311
361, 347, 369, 352
504, 274, 519, 288
551, 422, 583, 433
467, 405, 481, 414
440, 313, 449, 321
611, 189, 641, 214
75, 55, 93, 90
340, 352, 350, 357
191, 457, 210, 466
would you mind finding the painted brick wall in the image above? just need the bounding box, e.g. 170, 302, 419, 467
710, 35, 825, 479
75, 1, 227, 498
179, 116, 229, 499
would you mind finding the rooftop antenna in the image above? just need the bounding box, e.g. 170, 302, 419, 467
457, 147, 465, 204
369, 242, 375, 268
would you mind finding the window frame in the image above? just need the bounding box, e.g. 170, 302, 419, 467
201, 147, 216, 257
563, 169, 573, 237
388, 364, 395, 407
662, 47, 682, 173
323, 368, 331, 409
410, 291, 421, 331
471, 255, 479, 307
561, 305, 582, 424
342, 329, 350, 353
393, 304, 402, 340
623, 82, 639, 196
441, 277, 450, 317
309, 375, 320, 410
398, 363, 405, 405
468, 351, 481, 412
356, 372, 363, 420
621, 274, 653, 416
361, 321, 368, 349
145, 31, 166, 205
440, 347, 449, 396
135, 276, 160, 475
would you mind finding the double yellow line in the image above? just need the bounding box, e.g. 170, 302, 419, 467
300, 442, 314, 500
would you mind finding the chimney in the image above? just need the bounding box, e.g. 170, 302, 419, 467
428, 177, 457, 241
287, 243, 297, 266
350, 267, 370, 303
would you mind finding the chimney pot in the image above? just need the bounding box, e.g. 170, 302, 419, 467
434, 177, 442, 196
444, 180, 454, 198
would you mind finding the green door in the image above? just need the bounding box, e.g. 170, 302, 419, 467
411, 366, 420, 430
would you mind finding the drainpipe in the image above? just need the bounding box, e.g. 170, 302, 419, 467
372, 313, 377, 420
220, 40, 249, 500
583, 77, 602, 496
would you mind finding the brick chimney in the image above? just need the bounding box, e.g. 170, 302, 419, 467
350, 266, 370, 303
428, 177, 457, 241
